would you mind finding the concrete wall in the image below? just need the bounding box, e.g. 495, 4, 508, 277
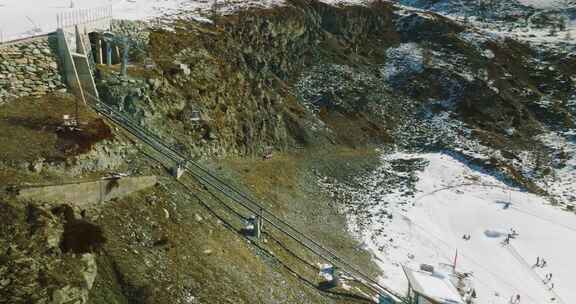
17, 176, 158, 208
0, 35, 67, 103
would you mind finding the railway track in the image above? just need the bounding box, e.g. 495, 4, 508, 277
89, 97, 407, 303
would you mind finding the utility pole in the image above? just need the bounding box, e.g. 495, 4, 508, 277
121, 37, 130, 77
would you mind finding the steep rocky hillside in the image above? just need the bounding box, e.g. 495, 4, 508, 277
107, 0, 575, 201
2, 0, 575, 303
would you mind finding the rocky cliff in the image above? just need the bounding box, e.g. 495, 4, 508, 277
2, 0, 576, 303
101, 0, 575, 199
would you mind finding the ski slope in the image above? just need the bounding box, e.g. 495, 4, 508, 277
340, 152, 576, 304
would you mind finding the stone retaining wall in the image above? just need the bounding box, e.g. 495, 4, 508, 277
0, 36, 67, 103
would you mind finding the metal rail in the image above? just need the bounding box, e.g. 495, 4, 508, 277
88, 97, 407, 303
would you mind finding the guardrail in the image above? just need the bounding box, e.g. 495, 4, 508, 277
57, 5, 113, 31
87, 95, 407, 303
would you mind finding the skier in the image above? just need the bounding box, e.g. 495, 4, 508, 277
535, 256, 540, 267
541, 259, 547, 268
510, 294, 521, 304
549, 283, 555, 291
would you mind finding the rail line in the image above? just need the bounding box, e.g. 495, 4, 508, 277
88, 96, 407, 303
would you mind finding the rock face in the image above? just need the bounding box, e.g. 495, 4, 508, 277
0, 202, 99, 304
0, 36, 66, 104
120, 0, 575, 199
99, 1, 400, 159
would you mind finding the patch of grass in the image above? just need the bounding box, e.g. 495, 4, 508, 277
0, 93, 113, 164
221, 147, 381, 279
90, 181, 365, 304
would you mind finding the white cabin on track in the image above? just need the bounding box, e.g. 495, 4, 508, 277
403, 266, 465, 304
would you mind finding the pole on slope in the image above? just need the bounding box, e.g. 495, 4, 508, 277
254, 207, 263, 240
121, 37, 130, 76
453, 249, 458, 271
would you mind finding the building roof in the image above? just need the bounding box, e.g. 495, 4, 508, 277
403, 266, 464, 304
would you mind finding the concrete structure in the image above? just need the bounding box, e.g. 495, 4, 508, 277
16, 176, 158, 208
403, 266, 464, 304
56, 24, 103, 104
55, 7, 112, 104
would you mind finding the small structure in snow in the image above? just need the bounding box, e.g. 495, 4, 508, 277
403, 266, 464, 304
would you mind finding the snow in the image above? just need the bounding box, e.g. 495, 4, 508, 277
0, 0, 288, 42
320, 151, 576, 304
382, 43, 424, 83
0, 0, 378, 42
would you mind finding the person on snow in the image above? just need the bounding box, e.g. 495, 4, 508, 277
544, 273, 553, 283
510, 294, 521, 304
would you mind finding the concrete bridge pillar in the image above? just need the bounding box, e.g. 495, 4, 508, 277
106, 41, 112, 66
95, 35, 103, 64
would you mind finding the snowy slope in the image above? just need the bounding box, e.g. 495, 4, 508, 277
320, 152, 576, 304
520, 0, 566, 8
0, 0, 375, 42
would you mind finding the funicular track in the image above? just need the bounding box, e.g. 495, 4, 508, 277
88, 96, 407, 303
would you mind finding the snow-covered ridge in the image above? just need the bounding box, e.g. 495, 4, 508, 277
319, 151, 576, 304
0, 0, 384, 42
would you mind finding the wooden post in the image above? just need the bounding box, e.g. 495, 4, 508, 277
121, 38, 129, 76
254, 208, 263, 240
453, 249, 458, 271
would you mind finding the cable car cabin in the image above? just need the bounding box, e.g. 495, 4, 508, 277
403, 266, 465, 304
